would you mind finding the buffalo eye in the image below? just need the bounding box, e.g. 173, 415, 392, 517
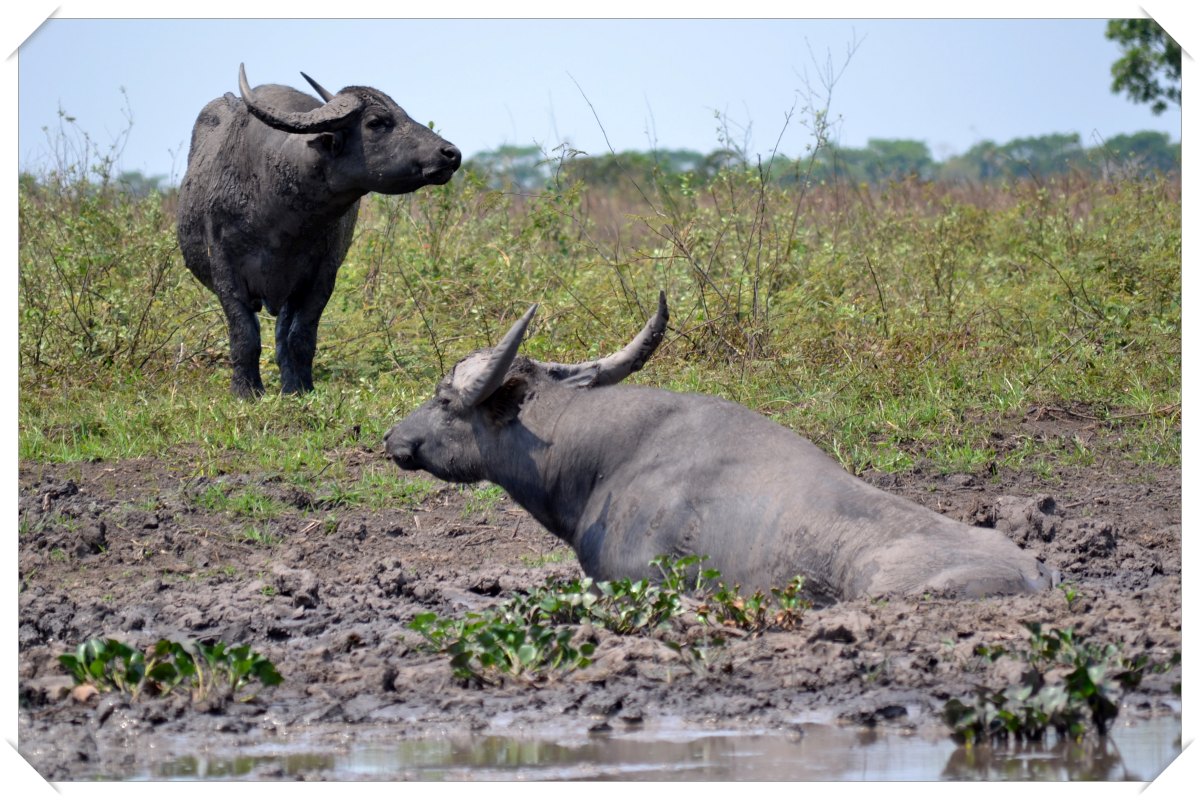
365, 116, 393, 131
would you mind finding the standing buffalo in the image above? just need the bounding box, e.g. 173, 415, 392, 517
385, 296, 1058, 603
178, 64, 461, 396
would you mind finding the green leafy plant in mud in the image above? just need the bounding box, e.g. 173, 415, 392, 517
408, 605, 595, 682
408, 555, 811, 682
59, 637, 283, 702
942, 622, 1179, 745
696, 575, 810, 632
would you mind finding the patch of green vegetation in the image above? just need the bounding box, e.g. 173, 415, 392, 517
943, 623, 1180, 745
519, 550, 572, 568
240, 525, 281, 548
318, 468, 437, 511
194, 482, 284, 520
227, 488, 284, 520
460, 483, 507, 519
20, 510, 78, 538
59, 637, 282, 702
408, 555, 810, 683
696, 575, 809, 632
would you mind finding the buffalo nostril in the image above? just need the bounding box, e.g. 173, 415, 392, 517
441, 145, 462, 166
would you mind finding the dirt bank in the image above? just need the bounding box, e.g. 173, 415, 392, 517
16, 412, 1182, 780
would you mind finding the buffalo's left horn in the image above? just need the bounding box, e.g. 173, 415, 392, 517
300, 71, 336, 103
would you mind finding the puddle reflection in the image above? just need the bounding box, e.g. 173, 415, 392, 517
149, 714, 1181, 781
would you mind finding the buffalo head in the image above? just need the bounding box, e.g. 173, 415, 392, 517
238, 63, 461, 196
385, 293, 668, 484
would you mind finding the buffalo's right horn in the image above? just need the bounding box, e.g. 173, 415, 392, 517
239, 63, 363, 133
455, 305, 538, 407
540, 291, 668, 387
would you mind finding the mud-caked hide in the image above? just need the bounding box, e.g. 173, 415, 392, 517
177, 64, 461, 397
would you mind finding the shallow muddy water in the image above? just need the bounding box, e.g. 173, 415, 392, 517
139, 714, 1181, 782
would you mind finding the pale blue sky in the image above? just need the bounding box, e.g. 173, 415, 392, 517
16, 17, 1184, 183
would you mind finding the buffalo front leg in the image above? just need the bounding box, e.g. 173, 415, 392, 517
275, 284, 334, 394
219, 295, 264, 398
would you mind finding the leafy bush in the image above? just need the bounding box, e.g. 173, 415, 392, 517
59, 637, 282, 702
18, 184, 215, 380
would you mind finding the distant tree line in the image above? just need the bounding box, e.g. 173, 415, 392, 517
19, 167, 169, 199
18, 129, 1178, 198
464, 131, 1180, 190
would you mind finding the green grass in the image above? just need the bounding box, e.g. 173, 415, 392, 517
519, 550, 572, 568
18, 147, 1180, 505
240, 525, 281, 548
316, 468, 439, 511
460, 483, 507, 519
196, 484, 284, 520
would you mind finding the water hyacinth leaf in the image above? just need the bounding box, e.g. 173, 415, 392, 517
252, 659, 283, 687
516, 644, 538, 666
58, 655, 85, 683
409, 612, 438, 630
148, 662, 178, 683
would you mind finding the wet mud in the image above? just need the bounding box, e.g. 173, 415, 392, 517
17, 411, 1182, 780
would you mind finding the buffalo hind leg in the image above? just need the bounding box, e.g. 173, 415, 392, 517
220, 295, 264, 398
276, 284, 333, 394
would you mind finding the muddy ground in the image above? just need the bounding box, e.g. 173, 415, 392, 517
16, 406, 1182, 780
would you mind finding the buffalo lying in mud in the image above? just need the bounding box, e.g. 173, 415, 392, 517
385, 296, 1058, 603
178, 64, 461, 396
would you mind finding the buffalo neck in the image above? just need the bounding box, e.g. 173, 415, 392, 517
476, 382, 634, 546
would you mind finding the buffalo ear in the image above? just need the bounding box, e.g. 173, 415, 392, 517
482, 374, 530, 427
310, 130, 344, 157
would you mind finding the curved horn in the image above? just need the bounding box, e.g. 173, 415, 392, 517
540, 291, 669, 388
456, 305, 538, 407
300, 71, 336, 103
238, 63, 364, 133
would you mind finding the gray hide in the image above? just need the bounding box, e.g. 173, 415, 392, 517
385, 296, 1058, 603
177, 64, 461, 396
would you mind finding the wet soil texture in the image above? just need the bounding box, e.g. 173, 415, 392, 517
17, 407, 1181, 780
